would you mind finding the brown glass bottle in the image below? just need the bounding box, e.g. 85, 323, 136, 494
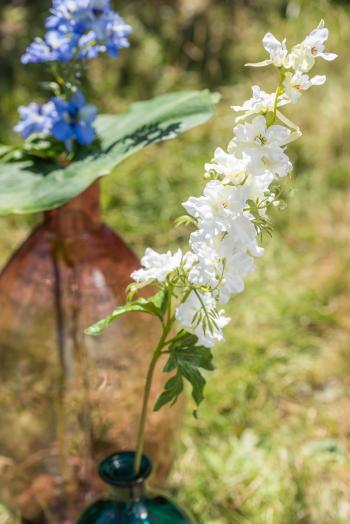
0, 182, 183, 524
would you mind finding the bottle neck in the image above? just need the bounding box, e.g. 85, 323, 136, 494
43, 181, 101, 236
99, 452, 152, 503
109, 483, 146, 503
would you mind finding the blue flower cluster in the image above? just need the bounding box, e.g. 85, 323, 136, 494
22, 0, 132, 64
15, 91, 97, 151
14, 101, 57, 139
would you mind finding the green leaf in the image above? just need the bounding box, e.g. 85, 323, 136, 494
154, 331, 215, 411
0, 90, 219, 215
153, 371, 184, 411
85, 291, 166, 336
148, 288, 168, 316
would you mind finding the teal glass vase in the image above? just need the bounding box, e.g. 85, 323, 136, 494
76, 452, 194, 524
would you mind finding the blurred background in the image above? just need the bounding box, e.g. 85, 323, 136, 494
0, 0, 349, 522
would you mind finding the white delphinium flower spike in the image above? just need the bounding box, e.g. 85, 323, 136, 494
126, 21, 336, 357
87, 21, 337, 426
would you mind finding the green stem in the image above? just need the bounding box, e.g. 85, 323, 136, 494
134, 318, 173, 475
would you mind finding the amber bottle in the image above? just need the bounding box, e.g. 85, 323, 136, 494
0, 182, 182, 524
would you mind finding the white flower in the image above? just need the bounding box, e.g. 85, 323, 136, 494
250, 146, 292, 178
283, 71, 326, 103
232, 85, 289, 121
187, 211, 262, 291
246, 32, 290, 68
182, 180, 248, 236
205, 148, 248, 185
218, 252, 255, 305
131, 248, 182, 283
245, 171, 275, 202
221, 216, 264, 258
263, 32, 289, 67
187, 248, 219, 288
187, 232, 225, 288
182, 251, 198, 271
289, 20, 337, 73
302, 19, 337, 61
230, 115, 292, 178
175, 291, 230, 348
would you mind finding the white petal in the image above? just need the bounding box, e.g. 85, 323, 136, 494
310, 74, 326, 86
245, 59, 272, 68
262, 32, 282, 53
319, 52, 338, 61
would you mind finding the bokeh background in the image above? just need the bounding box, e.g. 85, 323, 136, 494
0, 0, 349, 522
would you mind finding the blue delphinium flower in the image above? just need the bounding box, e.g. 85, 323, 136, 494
52, 91, 97, 150
21, 31, 78, 64
14, 92, 97, 151
14, 101, 57, 139
21, 0, 132, 64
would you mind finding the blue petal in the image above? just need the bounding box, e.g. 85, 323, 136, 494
70, 91, 85, 111
79, 104, 97, 124
53, 97, 69, 115
74, 122, 96, 145
52, 120, 73, 142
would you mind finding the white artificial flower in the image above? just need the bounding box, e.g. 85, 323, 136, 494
131, 248, 182, 283
249, 146, 292, 178
218, 252, 255, 305
188, 216, 262, 293
175, 291, 230, 348
205, 147, 248, 185
182, 251, 198, 271
232, 85, 289, 122
283, 71, 326, 103
187, 232, 225, 288
289, 20, 337, 73
221, 216, 264, 258
302, 19, 338, 61
182, 180, 248, 237
230, 115, 292, 178
263, 32, 289, 66
245, 171, 275, 202
246, 32, 290, 68
188, 248, 217, 287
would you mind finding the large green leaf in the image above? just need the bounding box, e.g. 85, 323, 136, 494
154, 331, 215, 412
0, 90, 219, 215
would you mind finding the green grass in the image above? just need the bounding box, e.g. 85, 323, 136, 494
1, 0, 350, 522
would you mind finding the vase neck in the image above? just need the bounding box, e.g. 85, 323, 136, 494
109, 483, 146, 503
99, 452, 152, 502
43, 181, 101, 236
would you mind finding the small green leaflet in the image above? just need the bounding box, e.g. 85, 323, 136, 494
154, 331, 215, 413
85, 289, 168, 336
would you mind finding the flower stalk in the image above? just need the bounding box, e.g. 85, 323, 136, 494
134, 321, 173, 474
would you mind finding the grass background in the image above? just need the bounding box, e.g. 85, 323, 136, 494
1, 0, 350, 522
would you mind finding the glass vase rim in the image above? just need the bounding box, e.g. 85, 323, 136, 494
99, 451, 153, 487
